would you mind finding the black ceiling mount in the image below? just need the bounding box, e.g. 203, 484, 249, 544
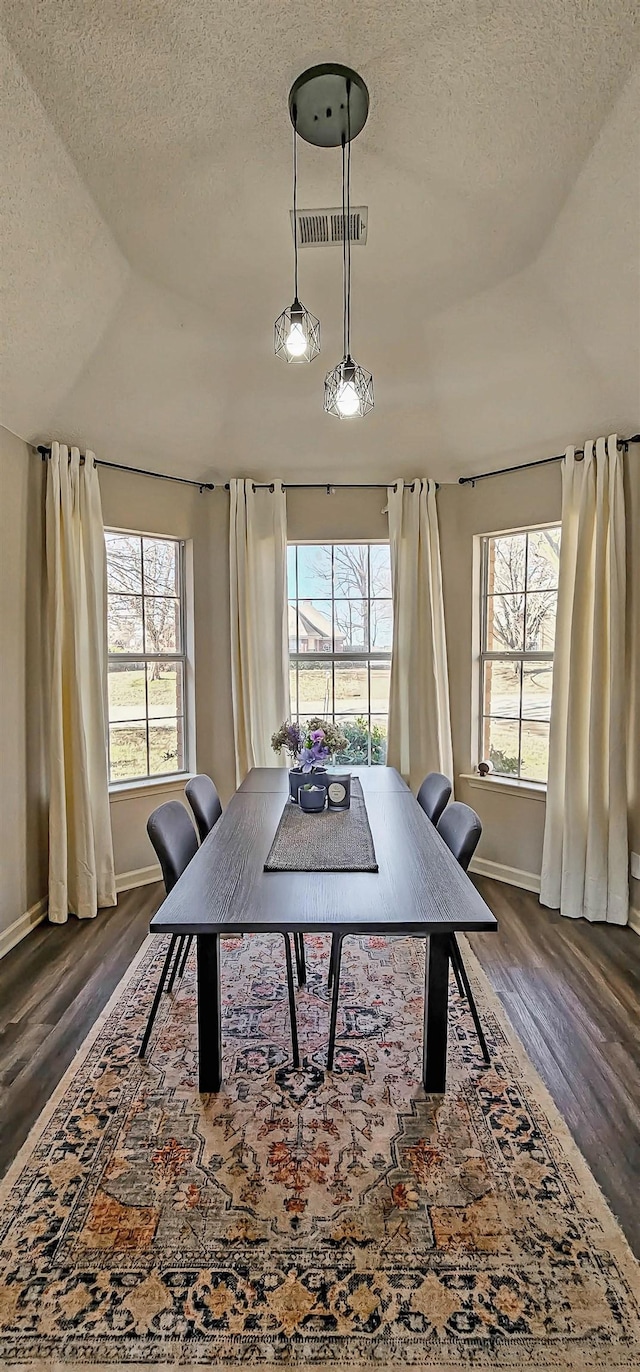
289, 64, 369, 147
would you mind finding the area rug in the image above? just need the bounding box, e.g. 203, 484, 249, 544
0, 930, 638, 1371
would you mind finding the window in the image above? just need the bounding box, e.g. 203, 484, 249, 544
287, 542, 393, 765
106, 532, 187, 783
479, 525, 561, 783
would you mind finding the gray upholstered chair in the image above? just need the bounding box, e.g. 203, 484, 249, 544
185, 774, 223, 845
436, 802, 490, 1064
416, 772, 452, 827
142, 799, 300, 1067
140, 802, 199, 1057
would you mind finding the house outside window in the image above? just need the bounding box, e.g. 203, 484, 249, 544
105, 532, 188, 783
287, 542, 393, 765
479, 525, 561, 783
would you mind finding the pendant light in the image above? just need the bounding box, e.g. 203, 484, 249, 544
324, 78, 373, 419
274, 110, 320, 364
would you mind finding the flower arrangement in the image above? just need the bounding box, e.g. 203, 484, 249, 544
271, 717, 348, 772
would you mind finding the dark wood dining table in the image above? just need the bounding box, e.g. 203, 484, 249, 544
149, 766, 497, 1093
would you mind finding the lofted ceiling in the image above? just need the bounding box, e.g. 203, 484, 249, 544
1, 1, 639, 483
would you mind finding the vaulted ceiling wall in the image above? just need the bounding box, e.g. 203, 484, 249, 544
1, 3, 638, 481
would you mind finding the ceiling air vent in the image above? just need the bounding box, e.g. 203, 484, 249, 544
291, 207, 368, 248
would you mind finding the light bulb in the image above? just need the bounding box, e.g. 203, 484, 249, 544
285, 320, 308, 359
336, 376, 360, 417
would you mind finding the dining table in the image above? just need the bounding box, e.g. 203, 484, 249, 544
149, 765, 498, 1093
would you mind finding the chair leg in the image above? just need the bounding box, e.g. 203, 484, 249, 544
166, 934, 186, 993
328, 933, 337, 988
327, 935, 345, 1070
294, 932, 306, 987
139, 935, 178, 1058
448, 936, 466, 999
451, 934, 490, 1065
177, 934, 193, 979
282, 935, 300, 1069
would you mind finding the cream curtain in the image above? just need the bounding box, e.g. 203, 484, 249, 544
229, 479, 290, 784
540, 436, 628, 925
45, 444, 116, 924
386, 479, 454, 792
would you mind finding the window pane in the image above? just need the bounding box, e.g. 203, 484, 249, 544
370, 661, 391, 715
334, 716, 370, 765
149, 718, 184, 775
520, 721, 549, 782
296, 599, 332, 652
483, 660, 521, 719
333, 545, 369, 598
297, 546, 332, 599
522, 661, 553, 722
334, 600, 368, 650
144, 597, 180, 654
297, 661, 333, 715
370, 715, 388, 764
108, 595, 143, 653
370, 599, 393, 650
289, 663, 298, 714
486, 593, 524, 652
143, 537, 178, 596
487, 533, 526, 595
147, 661, 183, 719
370, 544, 392, 597
527, 528, 560, 591
335, 660, 369, 713
483, 717, 520, 776
109, 723, 147, 781
105, 533, 142, 594
287, 546, 297, 599
287, 601, 298, 652
108, 661, 146, 721
525, 591, 557, 652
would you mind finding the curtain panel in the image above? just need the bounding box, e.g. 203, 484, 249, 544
45, 444, 116, 924
540, 436, 628, 925
386, 479, 454, 792
229, 479, 290, 785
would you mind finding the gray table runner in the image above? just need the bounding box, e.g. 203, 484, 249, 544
264, 779, 378, 873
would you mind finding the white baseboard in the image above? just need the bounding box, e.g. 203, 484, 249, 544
469, 856, 541, 894
629, 908, 640, 937
0, 896, 48, 960
115, 863, 162, 894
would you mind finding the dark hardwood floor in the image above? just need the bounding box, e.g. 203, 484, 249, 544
1, 878, 638, 1254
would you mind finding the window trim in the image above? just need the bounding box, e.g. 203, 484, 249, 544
106, 531, 190, 785
287, 540, 392, 767
477, 524, 560, 785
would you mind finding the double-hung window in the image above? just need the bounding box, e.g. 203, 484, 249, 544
287, 542, 393, 765
106, 532, 187, 783
479, 525, 561, 783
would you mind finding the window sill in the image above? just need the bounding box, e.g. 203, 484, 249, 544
109, 773, 193, 803
459, 773, 547, 802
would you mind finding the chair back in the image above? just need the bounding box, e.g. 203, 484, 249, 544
147, 801, 198, 895
416, 772, 452, 826
437, 801, 482, 872
185, 774, 223, 844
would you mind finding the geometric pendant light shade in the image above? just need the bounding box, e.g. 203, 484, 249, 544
274, 104, 320, 364
324, 354, 374, 417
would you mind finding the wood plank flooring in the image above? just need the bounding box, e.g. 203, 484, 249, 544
0, 878, 638, 1254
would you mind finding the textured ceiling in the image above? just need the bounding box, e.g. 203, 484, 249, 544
1, 1, 639, 482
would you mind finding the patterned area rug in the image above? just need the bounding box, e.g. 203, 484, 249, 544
0, 931, 638, 1370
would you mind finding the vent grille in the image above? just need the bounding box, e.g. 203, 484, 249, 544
291, 207, 368, 248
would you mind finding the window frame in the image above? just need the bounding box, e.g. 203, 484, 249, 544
287, 540, 392, 767
105, 530, 189, 786
478, 523, 560, 784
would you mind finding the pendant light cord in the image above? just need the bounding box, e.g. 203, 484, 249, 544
341, 133, 347, 358
346, 78, 352, 359
292, 109, 299, 301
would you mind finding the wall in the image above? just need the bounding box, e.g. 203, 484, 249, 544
0, 428, 48, 947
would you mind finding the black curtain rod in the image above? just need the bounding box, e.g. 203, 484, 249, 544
458, 433, 640, 486
37, 446, 215, 491
35, 451, 429, 492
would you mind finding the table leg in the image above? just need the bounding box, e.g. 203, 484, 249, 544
197, 934, 222, 1093
422, 934, 449, 1092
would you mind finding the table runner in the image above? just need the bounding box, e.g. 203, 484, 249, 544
264, 779, 378, 872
